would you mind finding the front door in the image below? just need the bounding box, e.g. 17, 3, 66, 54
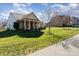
30, 21, 33, 29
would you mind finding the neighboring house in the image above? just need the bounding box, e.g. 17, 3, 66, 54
47, 15, 79, 27
47, 15, 71, 27
70, 17, 79, 26
7, 12, 43, 30
0, 22, 3, 30
0, 21, 6, 30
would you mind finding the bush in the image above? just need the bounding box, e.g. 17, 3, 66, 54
7, 28, 10, 31
13, 22, 19, 30
63, 24, 67, 27
43, 26, 46, 29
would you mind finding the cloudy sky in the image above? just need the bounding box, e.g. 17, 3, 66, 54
0, 3, 79, 22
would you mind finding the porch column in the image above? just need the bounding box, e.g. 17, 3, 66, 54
18, 21, 20, 29
28, 20, 30, 30
37, 22, 40, 29
36, 22, 38, 29
33, 21, 35, 29
24, 20, 26, 30
19, 21, 22, 29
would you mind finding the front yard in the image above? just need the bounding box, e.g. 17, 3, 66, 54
0, 27, 79, 55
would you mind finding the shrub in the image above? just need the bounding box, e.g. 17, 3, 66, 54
7, 28, 10, 31
13, 22, 19, 30
62, 24, 67, 27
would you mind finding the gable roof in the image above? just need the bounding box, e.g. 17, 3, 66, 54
22, 12, 38, 20
11, 12, 25, 20
11, 12, 39, 21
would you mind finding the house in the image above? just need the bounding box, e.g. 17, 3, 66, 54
70, 17, 79, 26
0, 22, 3, 30
0, 21, 7, 30
47, 15, 71, 27
7, 12, 42, 30
47, 15, 79, 27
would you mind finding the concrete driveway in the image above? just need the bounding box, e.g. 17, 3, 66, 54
28, 34, 79, 56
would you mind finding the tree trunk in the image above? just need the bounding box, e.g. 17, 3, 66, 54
49, 26, 51, 35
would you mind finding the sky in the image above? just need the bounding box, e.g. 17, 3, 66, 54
0, 3, 79, 23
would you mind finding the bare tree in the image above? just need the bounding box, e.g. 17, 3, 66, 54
32, 4, 53, 34
32, 4, 58, 35
65, 6, 73, 30
42, 4, 54, 35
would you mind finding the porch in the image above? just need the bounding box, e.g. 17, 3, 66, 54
17, 19, 40, 30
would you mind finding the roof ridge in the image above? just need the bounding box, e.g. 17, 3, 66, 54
10, 12, 25, 15
9, 12, 40, 21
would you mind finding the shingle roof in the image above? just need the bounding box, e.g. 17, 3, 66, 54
22, 12, 38, 20
11, 12, 25, 20
11, 12, 39, 20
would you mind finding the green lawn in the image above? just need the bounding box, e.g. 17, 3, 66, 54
0, 27, 79, 56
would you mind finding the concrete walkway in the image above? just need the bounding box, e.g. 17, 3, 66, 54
28, 34, 79, 56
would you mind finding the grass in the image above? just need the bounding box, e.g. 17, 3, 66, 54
0, 27, 79, 55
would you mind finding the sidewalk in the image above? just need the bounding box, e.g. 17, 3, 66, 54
28, 34, 79, 56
